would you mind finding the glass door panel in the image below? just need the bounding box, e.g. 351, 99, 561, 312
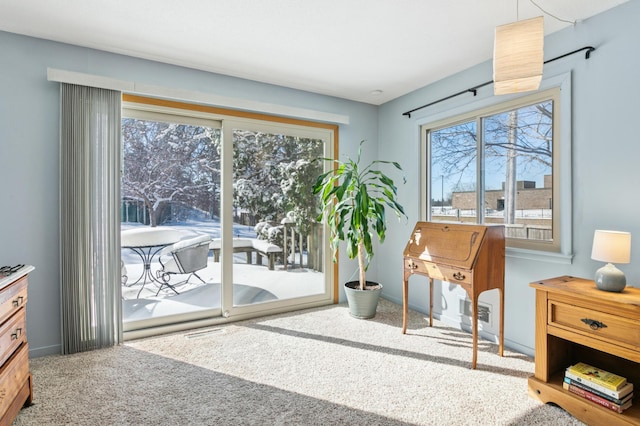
226, 126, 329, 313
120, 110, 222, 332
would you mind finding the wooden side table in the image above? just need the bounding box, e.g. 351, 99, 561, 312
528, 276, 640, 425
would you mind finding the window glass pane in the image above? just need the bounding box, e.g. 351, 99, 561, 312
482, 101, 553, 242
430, 120, 478, 223
424, 88, 561, 253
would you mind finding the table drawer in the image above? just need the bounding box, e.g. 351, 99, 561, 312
549, 300, 640, 349
0, 277, 27, 326
0, 309, 26, 367
0, 343, 29, 418
404, 259, 472, 285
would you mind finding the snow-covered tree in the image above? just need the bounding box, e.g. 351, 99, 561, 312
232, 130, 323, 225
122, 123, 323, 238
121, 118, 220, 227
280, 158, 323, 235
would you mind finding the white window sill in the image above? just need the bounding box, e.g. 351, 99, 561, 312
506, 247, 573, 264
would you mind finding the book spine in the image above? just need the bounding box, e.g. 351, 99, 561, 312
563, 383, 627, 413
567, 364, 625, 391
564, 377, 630, 405
565, 370, 623, 399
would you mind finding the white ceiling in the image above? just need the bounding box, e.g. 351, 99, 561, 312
0, 0, 629, 105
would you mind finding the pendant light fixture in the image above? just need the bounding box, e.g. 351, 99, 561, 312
493, 13, 544, 96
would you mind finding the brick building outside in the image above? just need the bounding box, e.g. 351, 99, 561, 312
435, 175, 552, 240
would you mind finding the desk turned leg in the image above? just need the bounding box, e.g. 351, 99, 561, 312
472, 298, 478, 369
428, 278, 433, 327
403, 277, 434, 333
402, 279, 408, 334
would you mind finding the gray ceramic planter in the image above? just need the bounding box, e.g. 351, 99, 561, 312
344, 281, 382, 319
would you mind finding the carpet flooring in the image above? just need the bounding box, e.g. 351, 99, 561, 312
14, 299, 584, 425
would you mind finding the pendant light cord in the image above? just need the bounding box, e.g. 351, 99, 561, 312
530, 0, 576, 24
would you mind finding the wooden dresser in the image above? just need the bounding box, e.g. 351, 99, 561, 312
0, 267, 33, 425
402, 221, 505, 369
529, 276, 640, 425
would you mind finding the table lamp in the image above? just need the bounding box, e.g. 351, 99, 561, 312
591, 230, 631, 292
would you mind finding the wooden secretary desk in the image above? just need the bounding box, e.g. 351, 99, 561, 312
402, 221, 505, 369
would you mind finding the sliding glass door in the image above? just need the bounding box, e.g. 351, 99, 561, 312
120, 98, 334, 335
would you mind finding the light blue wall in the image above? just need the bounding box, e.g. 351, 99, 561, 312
377, 0, 640, 355
2, 0, 638, 358
0, 31, 377, 356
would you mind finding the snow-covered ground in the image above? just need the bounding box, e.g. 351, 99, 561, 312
120, 219, 325, 328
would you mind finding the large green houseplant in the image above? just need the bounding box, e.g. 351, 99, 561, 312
313, 140, 406, 318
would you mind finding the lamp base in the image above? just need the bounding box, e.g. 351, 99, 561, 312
594, 263, 626, 292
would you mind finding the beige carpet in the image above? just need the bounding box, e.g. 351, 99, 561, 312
15, 299, 583, 425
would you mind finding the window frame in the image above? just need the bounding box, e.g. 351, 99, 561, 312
419, 78, 572, 261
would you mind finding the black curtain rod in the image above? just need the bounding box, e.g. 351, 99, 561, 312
402, 46, 595, 118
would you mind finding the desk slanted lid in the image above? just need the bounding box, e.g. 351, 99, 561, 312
403, 222, 488, 270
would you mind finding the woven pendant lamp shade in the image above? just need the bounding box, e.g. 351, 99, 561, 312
493, 16, 544, 95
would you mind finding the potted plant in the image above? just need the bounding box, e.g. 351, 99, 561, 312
313, 140, 406, 318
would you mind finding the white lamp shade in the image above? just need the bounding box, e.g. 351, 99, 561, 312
493, 16, 544, 96
591, 230, 631, 264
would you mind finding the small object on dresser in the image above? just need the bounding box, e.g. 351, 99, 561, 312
0, 264, 25, 278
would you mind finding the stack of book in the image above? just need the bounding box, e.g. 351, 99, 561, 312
564, 362, 634, 414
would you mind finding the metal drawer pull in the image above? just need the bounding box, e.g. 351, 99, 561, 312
453, 272, 465, 280
407, 261, 418, 270
581, 318, 607, 330
12, 296, 24, 307
10, 328, 22, 340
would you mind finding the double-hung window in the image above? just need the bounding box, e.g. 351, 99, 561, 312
422, 88, 562, 253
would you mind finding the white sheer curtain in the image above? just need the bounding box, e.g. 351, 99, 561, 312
60, 83, 122, 354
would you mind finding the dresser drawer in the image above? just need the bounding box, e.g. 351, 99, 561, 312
404, 258, 472, 285
549, 300, 640, 349
0, 276, 27, 325
0, 343, 29, 418
0, 309, 26, 367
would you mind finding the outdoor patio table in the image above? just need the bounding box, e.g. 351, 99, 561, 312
121, 227, 190, 297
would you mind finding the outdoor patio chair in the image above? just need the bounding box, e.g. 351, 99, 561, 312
156, 234, 211, 295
